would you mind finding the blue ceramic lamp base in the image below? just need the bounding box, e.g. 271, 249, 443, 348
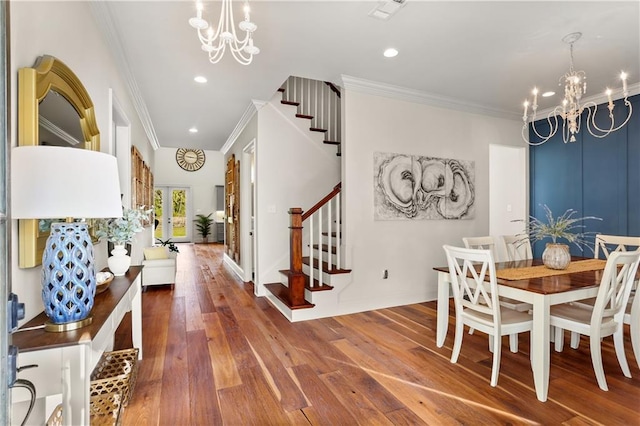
41, 222, 96, 332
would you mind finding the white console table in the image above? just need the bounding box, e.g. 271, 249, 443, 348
11, 266, 143, 425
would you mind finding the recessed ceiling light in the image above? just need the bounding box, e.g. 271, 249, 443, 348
189, 127, 198, 133
542, 91, 555, 97
383, 48, 398, 58
194, 76, 207, 83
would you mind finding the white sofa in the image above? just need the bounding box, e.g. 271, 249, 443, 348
141, 246, 177, 288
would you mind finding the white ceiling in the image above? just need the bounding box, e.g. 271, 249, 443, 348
100, 1, 640, 151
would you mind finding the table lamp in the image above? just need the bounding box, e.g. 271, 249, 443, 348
11, 146, 123, 332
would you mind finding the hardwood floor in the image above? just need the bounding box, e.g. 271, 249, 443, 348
115, 243, 640, 425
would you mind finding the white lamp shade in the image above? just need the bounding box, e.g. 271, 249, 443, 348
11, 146, 123, 219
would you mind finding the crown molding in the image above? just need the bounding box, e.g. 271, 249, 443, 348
89, 2, 160, 151
535, 81, 640, 118
221, 100, 267, 155
40, 116, 81, 146
340, 75, 521, 121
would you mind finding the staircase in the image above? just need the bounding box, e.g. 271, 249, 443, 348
264, 76, 351, 321
278, 76, 342, 156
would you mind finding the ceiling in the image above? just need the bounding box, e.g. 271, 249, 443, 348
99, 1, 640, 151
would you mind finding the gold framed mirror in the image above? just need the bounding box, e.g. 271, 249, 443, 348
18, 55, 100, 268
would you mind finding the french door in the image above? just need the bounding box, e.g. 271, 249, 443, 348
154, 186, 192, 243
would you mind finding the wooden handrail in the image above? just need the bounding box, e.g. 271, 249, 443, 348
302, 183, 341, 221
324, 81, 341, 99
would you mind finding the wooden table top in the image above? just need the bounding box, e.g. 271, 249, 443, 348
433, 256, 608, 296
12, 266, 142, 353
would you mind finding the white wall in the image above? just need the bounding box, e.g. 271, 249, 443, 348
224, 111, 258, 282
223, 93, 342, 292
489, 144, 528, 261
253, 95, 342, 295
339, 88, 524, 315
154, 147, 225, 241
10, 1, 154, 323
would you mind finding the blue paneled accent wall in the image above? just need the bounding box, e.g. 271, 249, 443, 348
529, 94, 639, 257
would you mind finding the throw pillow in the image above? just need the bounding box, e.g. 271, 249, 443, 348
143, 246, 168, 260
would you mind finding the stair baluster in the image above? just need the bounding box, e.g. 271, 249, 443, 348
279, 75, 341, 155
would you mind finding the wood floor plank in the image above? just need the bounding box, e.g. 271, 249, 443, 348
115, 243, 640, 425
332, 337, 484, 425
218, 366, 292, 425
137, 296, 170, 382
201, 312, 242, 390
384, 407, 429, 425
290, 363, 358, 425
187, 329, 223, 424
195, 266, 216, 314
319, 370, 395, 425
157, 296, 191, 424
119, 379, 162, 426
238, 318, 309, 411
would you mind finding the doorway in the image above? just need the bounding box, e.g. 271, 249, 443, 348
241, 140, 257, 286
154, 186, 192, 243
1, 2, 9, 421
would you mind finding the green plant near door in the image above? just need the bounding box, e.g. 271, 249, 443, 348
196, 213, 214, 242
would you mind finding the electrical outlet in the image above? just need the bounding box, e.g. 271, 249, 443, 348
383, 269, 388, 279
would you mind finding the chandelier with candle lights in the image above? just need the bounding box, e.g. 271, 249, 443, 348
522, 32, 632, 145
188, 0, 259, 65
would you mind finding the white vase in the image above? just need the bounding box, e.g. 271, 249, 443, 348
108, 244, 131, 276
542, 243, 571, 270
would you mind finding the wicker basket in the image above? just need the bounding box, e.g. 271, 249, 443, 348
46, 404, 63, 426
90, 391, 123, 426
90, 348, 139, 407
46, 393, 123, 426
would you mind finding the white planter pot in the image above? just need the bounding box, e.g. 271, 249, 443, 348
542, 243, 571, 270
108, 244, 131, 276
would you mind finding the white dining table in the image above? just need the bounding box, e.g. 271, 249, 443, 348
434, 258, 605, 402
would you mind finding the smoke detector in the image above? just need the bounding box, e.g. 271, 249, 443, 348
368, 0, 407, 20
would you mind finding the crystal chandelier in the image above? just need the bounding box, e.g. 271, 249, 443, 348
522, 32, 632, 145
189, 0, 260, 65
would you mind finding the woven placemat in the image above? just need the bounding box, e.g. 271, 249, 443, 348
496, 259, 607, 281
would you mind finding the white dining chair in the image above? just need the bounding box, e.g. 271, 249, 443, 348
462, 236, 497, 258
565, 234, 640, 366
594, 234, 640, 260
550, 250, 640, 391
625, 294, 640, 369
501, 234, 533, 262
464, 236, 532, 313
443, 245, 533, 387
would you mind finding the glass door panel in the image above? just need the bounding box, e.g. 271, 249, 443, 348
154, 186, 191, 243
154, 188, 163, 240
171, 189, 187, 239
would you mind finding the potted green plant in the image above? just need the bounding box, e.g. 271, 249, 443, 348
195, 213, 214, 243
96, 206, 152, 275
518, 205, 601, 270
156, 238, 179, 253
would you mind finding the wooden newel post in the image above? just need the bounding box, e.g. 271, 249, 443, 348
288, 208, 306, 307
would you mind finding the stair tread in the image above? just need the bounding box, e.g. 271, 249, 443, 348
264, 283, 315, 309
310, 127, 327, 133
279, 270, 334, 291
302, 257, 351, 274
281, 100, 300, 106
323, 140, 340, 145
296, 114, 313, 119
311, 244, 336, 255
322, 231, 342, 238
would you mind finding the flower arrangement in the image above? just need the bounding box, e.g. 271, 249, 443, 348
518, 204, 601, 251
96, 206, 152, 245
